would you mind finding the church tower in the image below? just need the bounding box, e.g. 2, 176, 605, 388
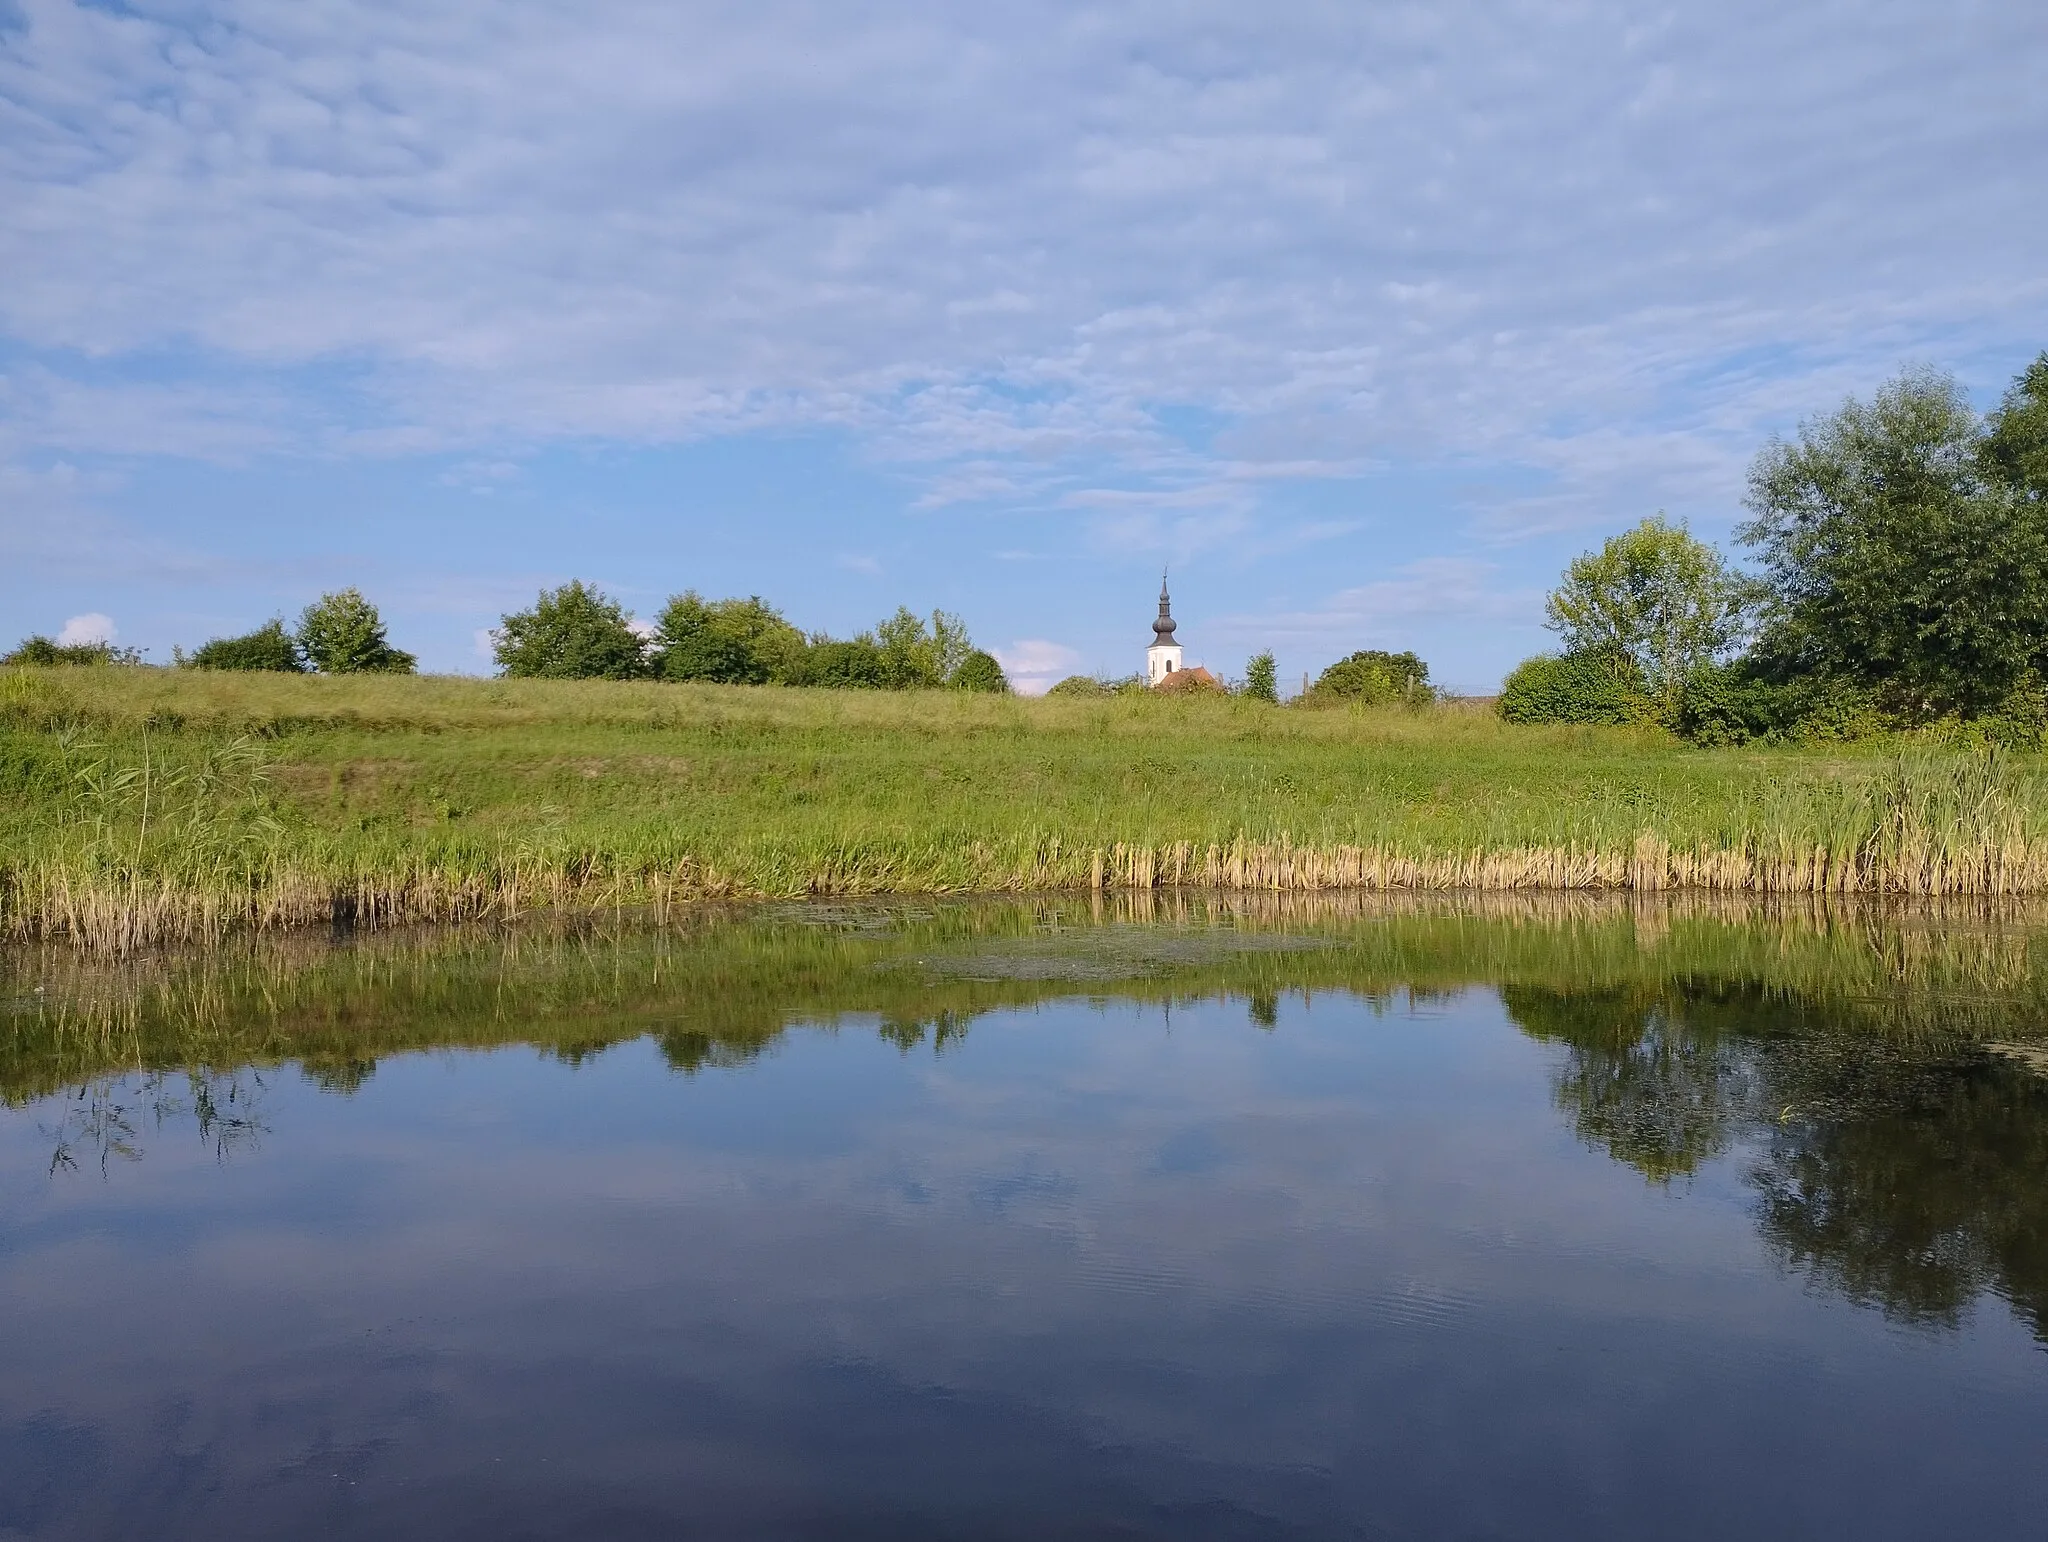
1145, 572, 1184, 687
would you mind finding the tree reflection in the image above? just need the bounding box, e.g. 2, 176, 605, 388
1502, 984, 2048, 1342
1506, 985, 1769, 1182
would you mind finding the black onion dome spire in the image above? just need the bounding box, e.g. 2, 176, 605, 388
1152, 571, 1178, 644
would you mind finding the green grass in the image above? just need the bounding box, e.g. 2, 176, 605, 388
6, 665, 2048, 948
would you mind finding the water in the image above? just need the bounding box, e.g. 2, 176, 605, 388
4, 895, 2047, 1540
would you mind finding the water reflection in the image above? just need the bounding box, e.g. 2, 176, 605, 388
11, 893, 2048, 1348
5, 895, 2048, 1539
1500, 976, 2048, 1341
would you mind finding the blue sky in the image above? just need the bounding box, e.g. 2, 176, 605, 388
3, 1, 2044, 691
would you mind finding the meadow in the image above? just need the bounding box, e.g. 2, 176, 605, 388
6, 665, 2048, 950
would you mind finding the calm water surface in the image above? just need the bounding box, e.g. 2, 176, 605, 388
3, 897, 2046, 1540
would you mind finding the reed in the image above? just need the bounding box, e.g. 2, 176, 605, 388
8, 666, 2048, 951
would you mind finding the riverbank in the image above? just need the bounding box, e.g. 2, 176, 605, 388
7, 666, 2048, 951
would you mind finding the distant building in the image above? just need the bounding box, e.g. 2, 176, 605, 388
1156, 664, 1223, 693
1145, 574, 1184, 687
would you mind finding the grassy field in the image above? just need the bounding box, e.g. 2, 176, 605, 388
6, 665, 2048, 949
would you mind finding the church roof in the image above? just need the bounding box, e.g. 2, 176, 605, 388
1155, 665, 1222, 694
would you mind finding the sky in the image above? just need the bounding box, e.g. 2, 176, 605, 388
2, 1, 2044, 693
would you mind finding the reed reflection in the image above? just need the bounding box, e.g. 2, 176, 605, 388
10, 892, 2048, 1343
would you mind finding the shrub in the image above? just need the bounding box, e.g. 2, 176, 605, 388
2, 635, 141, 667
1497, 650, 1652, 725
948, 650, 1009, 693
1677, 663, 1890, 745
799, 639, 888, 689
1243, 651, 1278, 703
653, 593, 806, 685
184, 620, 306, 672
297, 589, 416, 675
1047, 675, 1111, 698
1305, 649, 1433, 706
495, 582, 647, 680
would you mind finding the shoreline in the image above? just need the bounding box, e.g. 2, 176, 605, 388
15, 829, 2048, 954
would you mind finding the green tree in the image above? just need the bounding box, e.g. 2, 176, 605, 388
1546, 515, 1753, 717
948, 649, 1009, 693
1740, 364, 2048, 720
872, 607, 973, 689
3, 636, 140, 667
183, 620, 305, 672
1306, 649, 1432, 706
1983, 351, 2048, 504
1242, 651, 1279, 703
653, 593, 806, 684
493, 581, 647, 680
296, 589, 416, 675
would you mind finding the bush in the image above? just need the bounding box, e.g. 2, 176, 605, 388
799, 639, 888, 689
1305, 649, 1433, 706
653, 593, 806, 685
184, 620, 306, 672
1243, 651, 1278, 703
948, 650, 1009, 693
2, 635, 141, 667
495, 582, 647, 680
1497, 650, 1652, 725
1047, 675, 1110, 698
1677, 663, 1889, 745
297, 589, 416, 675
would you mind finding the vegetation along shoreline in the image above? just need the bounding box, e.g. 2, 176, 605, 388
8, 665, 2048, 955
9, 354, 2048, 951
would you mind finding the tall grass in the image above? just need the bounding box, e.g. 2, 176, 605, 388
8, 666, 2048, 950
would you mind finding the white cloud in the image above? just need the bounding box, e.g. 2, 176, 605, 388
57, 611, 115, 645
1214, 558, 1545, 655
993, 639, 1084, 696
0, 0, 2041, 543
834, 553, 884, 577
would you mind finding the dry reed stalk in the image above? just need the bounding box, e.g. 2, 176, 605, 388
19, 821, 2048, 955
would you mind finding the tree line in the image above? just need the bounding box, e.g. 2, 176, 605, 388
1046, 649, 1435, 706
1501, 352, 2048, 744
2, 581, 1013, 693
2, 589, 416, 675
490, 580, 1009, 691
5, 572, 1441, 706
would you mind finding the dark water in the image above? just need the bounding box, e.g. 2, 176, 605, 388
4, 896, 2048, 1540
